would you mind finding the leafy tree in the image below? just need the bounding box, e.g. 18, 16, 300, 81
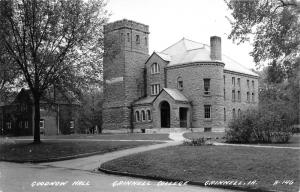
0, 0, 108, 143
225, 0, 300, 73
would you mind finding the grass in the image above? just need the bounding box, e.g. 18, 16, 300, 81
101, 145, 300, 192
0, 139, 161, 162
7, 133, 171, 141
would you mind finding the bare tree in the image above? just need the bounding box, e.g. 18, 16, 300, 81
0, 0, 108, 143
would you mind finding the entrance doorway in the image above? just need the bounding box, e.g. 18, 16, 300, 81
179, 107, 188, 128
160, 101, 170, 128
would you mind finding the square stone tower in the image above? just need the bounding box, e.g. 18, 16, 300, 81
102, 19, 149, 131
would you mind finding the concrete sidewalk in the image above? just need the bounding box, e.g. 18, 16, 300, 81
40, 140, 182, 171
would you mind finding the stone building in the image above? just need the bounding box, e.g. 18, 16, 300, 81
102, 19, 258, 132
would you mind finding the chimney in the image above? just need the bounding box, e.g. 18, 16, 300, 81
210, 36, 222, 61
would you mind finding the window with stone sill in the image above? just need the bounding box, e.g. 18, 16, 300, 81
177, 77, 183, 90
136, 35, 140, 44
151, 84, 160, 95
204, 105, 211, 119
204, 79, 211, 95
151, 63, 160, 74
135, 111, 140, 122
147, 110, 151, 121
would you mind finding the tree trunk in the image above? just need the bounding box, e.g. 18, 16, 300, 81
33, 95, 41, 144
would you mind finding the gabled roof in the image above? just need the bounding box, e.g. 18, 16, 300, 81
163, 88, 189, 102
158, 38, 258, 77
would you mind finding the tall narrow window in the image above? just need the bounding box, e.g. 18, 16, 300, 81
151, 84, 160, 95
232, 108, 236, 119
232, 77, 235, 87
145, 37, 147, 46
247, 80, 250, 88
135, 111, 140, 122
223, 75, 226, 85
237, 78, 241, 88
224, 89, 226, 100
127, 33, 130, 42
151, 63, 160, 74
238, 109, 241, 118
232, 90, 235, 101
224, 108, 226, 121
238, 91, 241, 102
252, 93, 255, 102
6, 122, 11, 129
177, 77, 183, 90
204, 79, 211, 95
136, 35, 140, 44
147, 110, 151, 121
247, 92, 250, 102
25, 121, 28, 129
70, 120, 74, 129
142, 110, 146, 121
252, 80, 254, 90
204, 105, 211, 119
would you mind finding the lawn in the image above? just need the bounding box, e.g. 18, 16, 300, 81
0, 140, 161, 162
101, 145, 300, 192
7, 133, 171, 141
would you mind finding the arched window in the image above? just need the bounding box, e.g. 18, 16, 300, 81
142, 110, 146, 121
177, 77, 183, 90
147, 110, 151, 121
135, 111, 140, 122
151, 63, 160, 74
232, 108, 236, 119
238, 109, 241, 118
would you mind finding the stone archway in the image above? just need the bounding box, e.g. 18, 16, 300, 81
160, 101, 170, 128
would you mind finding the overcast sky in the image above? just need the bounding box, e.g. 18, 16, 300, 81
106, 0, 256, 69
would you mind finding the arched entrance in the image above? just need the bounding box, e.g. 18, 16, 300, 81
160, 101, 170, 128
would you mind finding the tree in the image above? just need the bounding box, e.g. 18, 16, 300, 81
0, 0, 108, 143
225, 0, 300, 73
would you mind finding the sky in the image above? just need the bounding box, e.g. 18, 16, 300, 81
106, 0, 256, 69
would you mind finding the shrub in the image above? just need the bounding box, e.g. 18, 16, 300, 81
226, 108, 293, 144
183, 137, 213, 146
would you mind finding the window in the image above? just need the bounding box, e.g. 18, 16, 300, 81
232, 90, 235, 101
177, 77, 183, 90
204, 105, 211, 119
204, 127, 212, 132
252, 80, 255, 90
223, 75, 226, 85
224, 108, 226, 121
252, 93, 255, 102
6, 122, 11, 129
127, 33, 130, 42
204, 79, 211, 95
224, 89, 226, 100
238, 109, 241, 118
237, 78, 241, 88
232, 77, 235, 87
142, 110, 146, 121
147, 110, 151, 121
247, 92, 250, 102
70, 120, 74, 129
145, 37, 147, 46
25, 121, 28, 129
151, 84, 160, 95
135, 111, 140, 122
232, 108, 236, 119
136, 35, 140, 44
150, 63, 160, 74
247, 80, 250, 88
40, 119, 45, 134
238, 91, 241, 102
